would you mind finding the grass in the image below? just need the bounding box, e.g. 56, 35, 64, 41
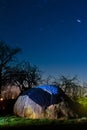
1, 115, 87, 129
77, 97, 87, 106
0, 116, 67, 127
76, 97, 87, 116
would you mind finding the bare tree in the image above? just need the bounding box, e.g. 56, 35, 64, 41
42, 75, 60, 86
43, 75, 54, 85
4, 61, 42, 92
0, 41, 21, 93
59, 75, 79, 99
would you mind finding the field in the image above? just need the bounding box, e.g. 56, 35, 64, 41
0, 97, 87, 129
0, 115, 87, 129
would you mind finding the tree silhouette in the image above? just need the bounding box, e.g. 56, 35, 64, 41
0, 41, 21, 93
4, 61, 42, 92
59, 75, 79, 99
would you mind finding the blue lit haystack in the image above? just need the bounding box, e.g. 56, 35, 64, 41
23, 85, 60, 107
14, 85, 78, 119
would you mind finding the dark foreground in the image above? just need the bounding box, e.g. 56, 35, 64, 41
1, 123, 87, 130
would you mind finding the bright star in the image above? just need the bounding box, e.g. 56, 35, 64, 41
76, 19, 82, 23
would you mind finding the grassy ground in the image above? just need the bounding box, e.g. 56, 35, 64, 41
77, 97, 87, 116
0, 97, 87, 129
0, 115, 87, 129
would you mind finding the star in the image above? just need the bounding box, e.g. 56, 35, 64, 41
76, 19, 82, 23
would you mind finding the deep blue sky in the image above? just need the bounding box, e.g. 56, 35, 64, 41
0, 0, 87, 83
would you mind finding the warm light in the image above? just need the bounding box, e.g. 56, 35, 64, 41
12, 96, 14, 99
0, 97, 3, 101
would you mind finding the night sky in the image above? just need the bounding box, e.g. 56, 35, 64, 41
0, 0, 87, 83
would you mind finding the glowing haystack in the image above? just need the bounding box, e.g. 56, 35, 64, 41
14, 85, 78, 119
